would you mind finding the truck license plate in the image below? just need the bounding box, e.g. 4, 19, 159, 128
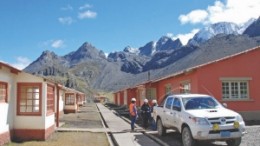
220, 131, 230, 138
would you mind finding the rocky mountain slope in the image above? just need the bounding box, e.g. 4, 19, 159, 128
24, 18, 260, 93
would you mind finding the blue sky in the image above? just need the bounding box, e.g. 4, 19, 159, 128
0, 0, 259, 69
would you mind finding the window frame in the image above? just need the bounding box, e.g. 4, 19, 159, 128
165, 97, 173, 109
146, 88, 156, 100
0, 81, 8, 103
165, 84, 172, 95
65, 93, 75, 105
180, 80, 191, 93
220, 77, 251, 100
17, 83, 42, 116
172, 98, 181, 111
47, 84, 55, 116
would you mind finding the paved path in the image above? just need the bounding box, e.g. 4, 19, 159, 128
97, 103, 161, 146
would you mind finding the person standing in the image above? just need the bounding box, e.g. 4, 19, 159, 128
150, 99, 158, 130
129, 97, 137, 131
141, 99, 151, 129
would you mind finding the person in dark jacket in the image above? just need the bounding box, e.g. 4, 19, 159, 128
141, 99, 150, 129
150, 99, 158, 130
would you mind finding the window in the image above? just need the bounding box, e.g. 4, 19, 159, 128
165, 97, 173, 109
65, 93, 75, 105
17, 83, 42, 116
47, 84, 55, 115
146, 88, 156, 100
172, 98, 181, 109
165, 84, 172, 95
180, 82, 191, 93
221, 78, 250, 99
0, 82, 8, 102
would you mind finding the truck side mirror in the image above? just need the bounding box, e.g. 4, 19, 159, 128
222, 103, 227, 108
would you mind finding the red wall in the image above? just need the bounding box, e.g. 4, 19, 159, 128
127, 88, 136, 106
114, 48, 260, 113
156, 72, 199, 104
197, 48, 260, 111
119, 91, 124, 105
114, 92, 118, 105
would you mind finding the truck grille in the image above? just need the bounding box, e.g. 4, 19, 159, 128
207, 116, 236, 125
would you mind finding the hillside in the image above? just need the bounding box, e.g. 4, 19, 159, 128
24, 18, 260, 94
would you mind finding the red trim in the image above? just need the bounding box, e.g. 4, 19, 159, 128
17, 83, 42, 116
0, 62, 21, 74
64, 109, 76, 114
56, 85, 60, 127
13, 125, 55, 141
0, 81, 8, 103
47, 84, 55, 116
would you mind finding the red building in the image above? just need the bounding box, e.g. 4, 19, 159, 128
114, 46, 260, 121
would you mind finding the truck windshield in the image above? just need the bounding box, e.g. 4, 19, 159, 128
182, 97, 219, 110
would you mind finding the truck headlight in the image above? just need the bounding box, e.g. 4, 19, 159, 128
192, 117, 209, 125
234, 121, 240, 129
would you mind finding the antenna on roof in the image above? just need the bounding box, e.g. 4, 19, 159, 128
201, 85, 214, 97
147, 71, 150, 81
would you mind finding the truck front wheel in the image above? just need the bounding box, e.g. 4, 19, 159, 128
226, 137, 241, 146
182, 127, 196, 146
157, 118, 166, 136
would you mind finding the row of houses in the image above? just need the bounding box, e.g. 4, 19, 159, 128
113, 46, 260, 121
0, 62, 86, 145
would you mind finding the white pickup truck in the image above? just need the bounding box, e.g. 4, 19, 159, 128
154, 94, 246, 146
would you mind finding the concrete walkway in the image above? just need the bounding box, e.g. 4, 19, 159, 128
97, 103, 161, 146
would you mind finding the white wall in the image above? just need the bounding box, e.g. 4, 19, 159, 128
45, 114, 55, 129
0, 103, 10, 133
14, 116, 45, 129
14, 72, 55, 129
0, 66, 16, 133
59, 90, 65, 112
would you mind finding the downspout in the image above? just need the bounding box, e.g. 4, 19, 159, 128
56, 85, 60, 127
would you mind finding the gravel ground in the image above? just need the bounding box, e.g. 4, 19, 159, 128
240, 126, 260, 146
150, 126, 260, 146
60, 104, 103, 128
5, 103, 109, 146
6, 132, 109, 146
107, 103, 260, 146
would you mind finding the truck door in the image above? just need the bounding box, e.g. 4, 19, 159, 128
172, 98, 182, 129
163, 97, 174, 127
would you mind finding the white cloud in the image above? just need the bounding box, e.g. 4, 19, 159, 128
41, 39, 66, 49
179, 0, 260, 25
61, 4, 73, 11
11, 57, 31, 70
179, 9, 208, 24
79, 4, 92, 10
51, 40, 65, 49
171, 29, 200, 45
78, 10, 97, 19
58, 17, 74, 25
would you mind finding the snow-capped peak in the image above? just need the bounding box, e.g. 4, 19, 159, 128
123, 46, 140, 54
238, 18, 256, 34
188, 22, 240, 46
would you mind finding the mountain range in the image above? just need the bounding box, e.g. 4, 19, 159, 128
24, 17, 260, 94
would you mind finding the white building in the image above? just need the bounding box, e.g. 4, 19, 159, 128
0, 61, 84, 145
